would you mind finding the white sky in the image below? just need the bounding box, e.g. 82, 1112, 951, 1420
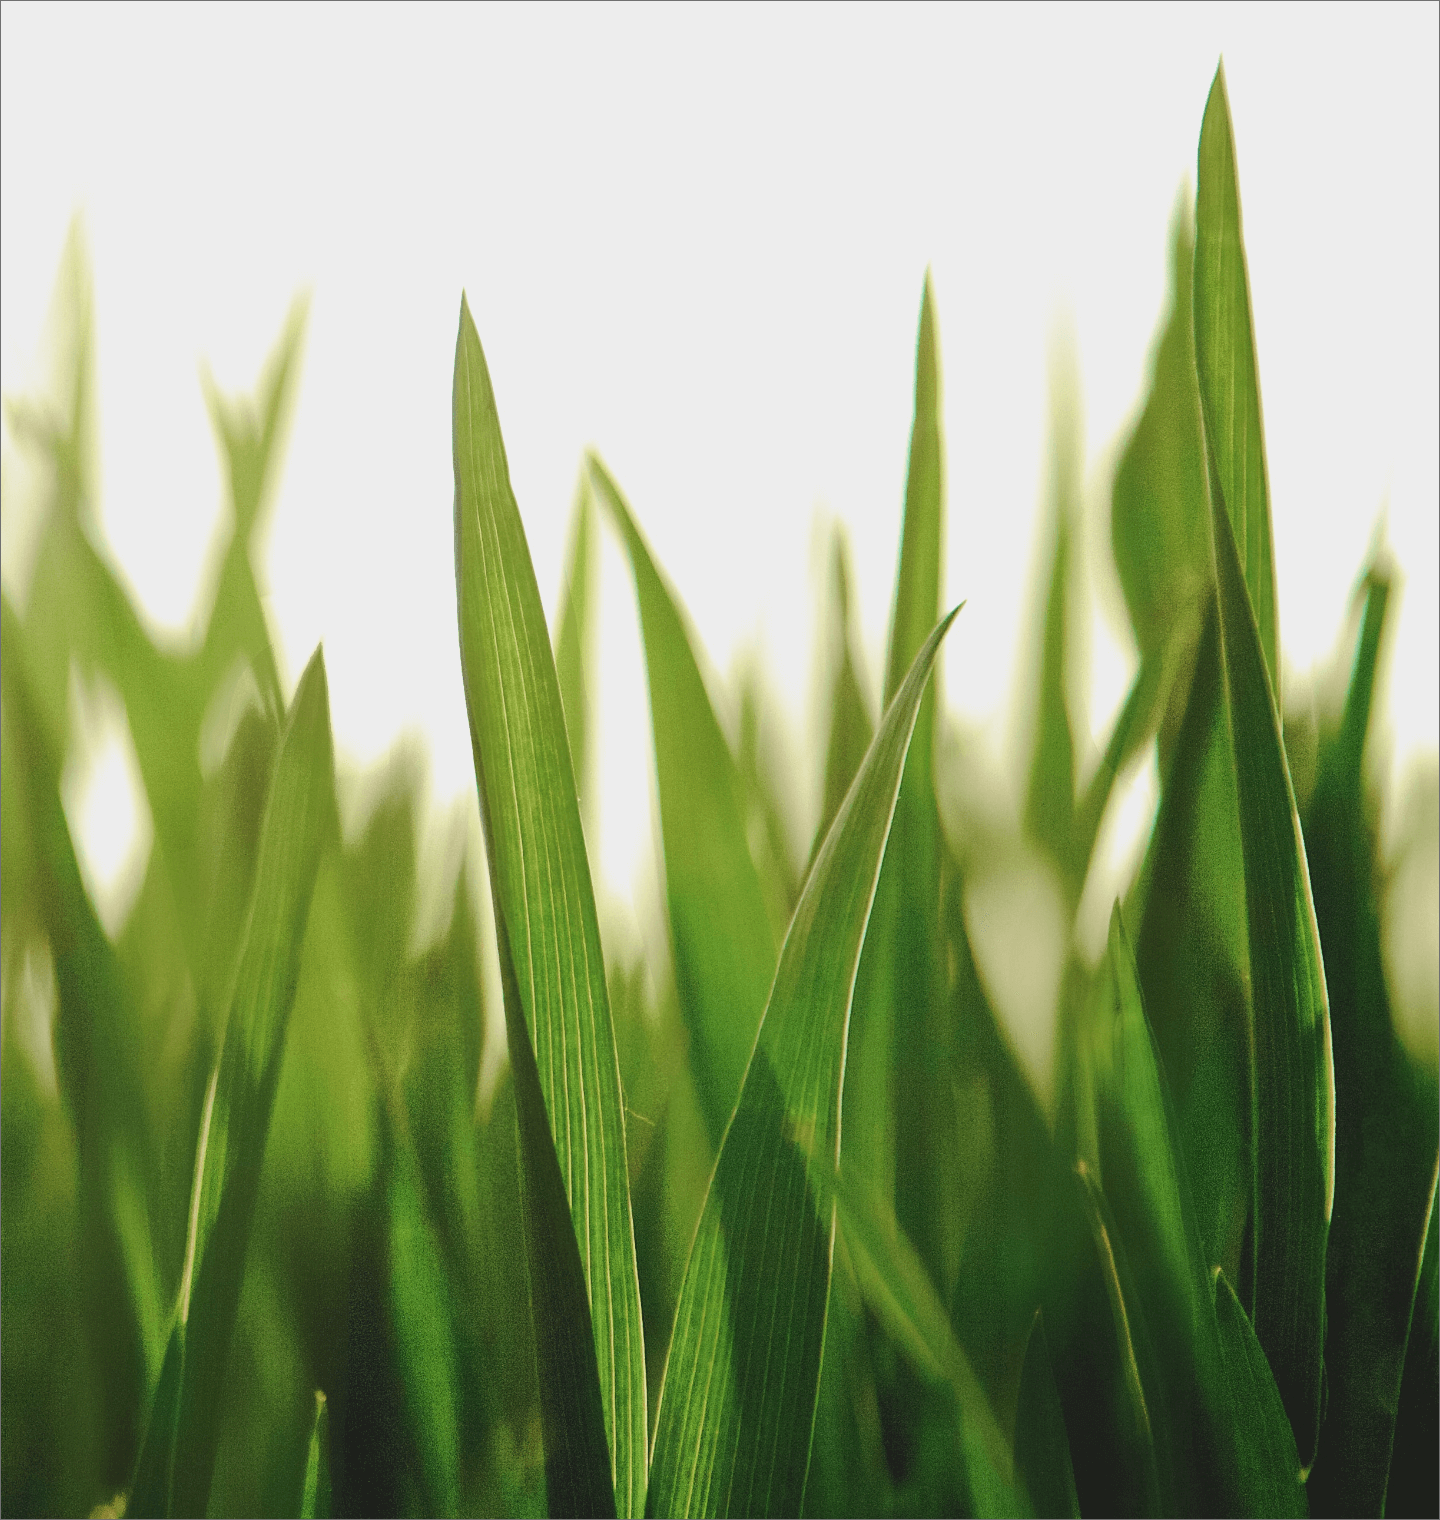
3, 2, 1437, 921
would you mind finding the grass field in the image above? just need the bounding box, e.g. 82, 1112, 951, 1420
1, 60, 1435, 1519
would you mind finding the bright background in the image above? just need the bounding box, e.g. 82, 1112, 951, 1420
3, 3, 1436, 949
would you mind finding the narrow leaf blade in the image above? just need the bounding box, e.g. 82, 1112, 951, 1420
647, 608, 960, 1518
453, 298, 644, 1516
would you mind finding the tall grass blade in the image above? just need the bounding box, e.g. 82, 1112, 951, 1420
1304, 564, 1440, 1515
815, 526, 875, 854
588, 455, 777, 1153
554, 472, 597, 818
131, 646, 335, 1517
453, 298, 644, 1516
1387, 1175, 1439, 1518
1209, 457, 1333, 1467
1194, 60, 1279, 701
646, 608, 959, 1518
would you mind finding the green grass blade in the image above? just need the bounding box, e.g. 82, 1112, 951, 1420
1025, 346, 1081, 889
1387, 1173, 1439, 1518
646, 607, 959, 1518
1210, 456, 1333, 1467
300, 1391, 331, 1520
815, 526, 875, 855
1015, 1312, 1079, 1520
131, 646, 334, 1517
1112, 191, 1211, 669
1194, 60, 1279, 702
453, 298, 643, 1517
588, 454, 777, 1154
1304, 564, 1440, 1516
554, 473, 597, 824
1212, 1271, 1307, 1517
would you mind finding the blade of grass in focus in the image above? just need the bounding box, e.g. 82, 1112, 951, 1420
130, 646, 335, 1517
646, 608, 959, 1518
588, 454, 777, 1155
453, 297, 643, 1517
555, 472, 597, 827
1194, 61, 1279, 703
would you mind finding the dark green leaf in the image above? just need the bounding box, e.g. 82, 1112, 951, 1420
1014, 1312, 1078, 1520
589, 454, 777, 1156
1210, 453, 1333, 1467
453, 298, 643, 1516
646, 607, 959, 1518
1212, 1271, 1307, 1517
1387, 1173, 1439, 1518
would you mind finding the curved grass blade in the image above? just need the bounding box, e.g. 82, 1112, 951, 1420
1015, 1312, 1079, 1520
131, 646, 335, 1517
1212, 1271, 1306, 1517
1209, 457, 1333, 1467
588, 455, 777, 1155
647, 607, 960, 1518
300, 1391, 331, 1520
1388, 1172, 1439, 1518
453, 298, 644, 1516
1194, 60, 1279, 700
1304, 564, 1440, 1516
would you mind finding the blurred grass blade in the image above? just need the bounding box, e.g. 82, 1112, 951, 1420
1304, 562, 1440, 1515
1014, 1312, 1079, 1520
1025, 338, 1081, 891
554, 471, 597, 824
588, 454, 777, 1152
453, 299, 643, 1516
815, 525, 875, 854
1212, 1271, 1306, 1516
131, 646, 335, 1517
388, 1124, 460, 1517
1209, 457, 1333, 1467
825, 1158, 1021, 1516
301, 1391, 331, 1520
1194, 60, 1279, 701
647, 607, 959, 1518
1112, 190, 1211, 672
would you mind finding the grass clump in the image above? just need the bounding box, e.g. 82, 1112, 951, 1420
2, 60, 1436, 1519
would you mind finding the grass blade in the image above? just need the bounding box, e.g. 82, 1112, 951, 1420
453, 298, 644, 1516
1014, 1312, 1079, 1520
1304, 564, 1440, 1515
1194, 60, 1279, 701
1387, 1174, 1439, 1518
589, 455, 777, 1154
1212, 1271, 1307, 1516
815, 526, 875, 855
1209, 452, 1333, 1467
132, 646, 335, 1517
300, 1392, 331, 1520
646, 607, 959, 1518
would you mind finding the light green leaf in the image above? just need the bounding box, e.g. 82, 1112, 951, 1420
1212, 1271, 1307, 1517
589, 454, 777, 1154
453, 298, 644, 1517
131, 646, 335, 1518
300, 1391, 331, 1520
1014, 1311, 1078, 1520
647, 607, 960, 1518
1194, 60, 1279, 700
814, 525, 875, 856
1209, 451, 1333, 1466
